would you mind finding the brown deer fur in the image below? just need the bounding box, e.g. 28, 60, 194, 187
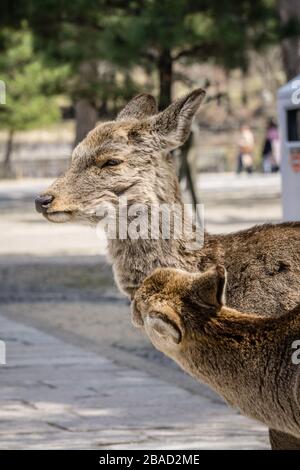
36, 89, 300, 448
133, 266, 300, 440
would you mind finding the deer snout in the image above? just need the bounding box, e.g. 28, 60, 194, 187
35, 194, 54, 213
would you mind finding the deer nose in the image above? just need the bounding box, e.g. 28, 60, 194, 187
35, 195, 54, 213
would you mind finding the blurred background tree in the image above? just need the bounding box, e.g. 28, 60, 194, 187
0, 25, 67, 177
0, 0, 300, 177
3, 0, 144, 145
1, 0, 289, 143
278, 0, 300, 79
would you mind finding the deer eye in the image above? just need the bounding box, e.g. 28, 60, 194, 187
102, 159, 122, 168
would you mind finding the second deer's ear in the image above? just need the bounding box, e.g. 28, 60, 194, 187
191, 265, 227, 308
117, 93, 158, 121
144, 313, 182, 345
150, 88, 206, 150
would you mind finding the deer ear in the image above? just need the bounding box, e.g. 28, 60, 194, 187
191, 265, 227, 308
130, 298, 144, 328
144, 313, 182, 345
150, 88, 206, 150
117, 93, 158, 121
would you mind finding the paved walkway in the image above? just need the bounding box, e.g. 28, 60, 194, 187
0, 314, 269, 450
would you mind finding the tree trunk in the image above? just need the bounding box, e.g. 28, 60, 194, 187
73, 61, 99, 147
74, 99, 98, 147
241, 72, 249, 106
278, 0, 300, 80
158, 49, 173, 110
1, 129, 14, 178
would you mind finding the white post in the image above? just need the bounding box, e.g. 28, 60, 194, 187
278, 76, 300, 221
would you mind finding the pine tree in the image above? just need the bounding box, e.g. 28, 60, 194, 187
1, 0, 284, 138
0, 26, 67, 177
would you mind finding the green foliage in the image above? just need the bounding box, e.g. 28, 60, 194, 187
95, 0, 280, 69
0, 26, 68, 132
0, 0, 285, 110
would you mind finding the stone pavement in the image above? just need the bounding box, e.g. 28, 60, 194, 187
0, 314, 269, 450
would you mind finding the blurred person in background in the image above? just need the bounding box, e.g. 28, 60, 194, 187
262, 118, 280, 173
236, 123, 255, 174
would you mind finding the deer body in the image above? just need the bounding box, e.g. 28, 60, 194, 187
133, 267, 300, 440
35, 89, 300, 448
108, 222, 300, 316
180, 307, 300, 438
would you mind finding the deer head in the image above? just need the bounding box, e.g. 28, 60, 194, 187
132, 265, 226, 354
35, 89, 205, 224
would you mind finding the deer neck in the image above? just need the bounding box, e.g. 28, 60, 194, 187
107, 187, 203, 297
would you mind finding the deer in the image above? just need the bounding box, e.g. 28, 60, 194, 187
35, 89, 300, 449
132, 265, 300, 445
